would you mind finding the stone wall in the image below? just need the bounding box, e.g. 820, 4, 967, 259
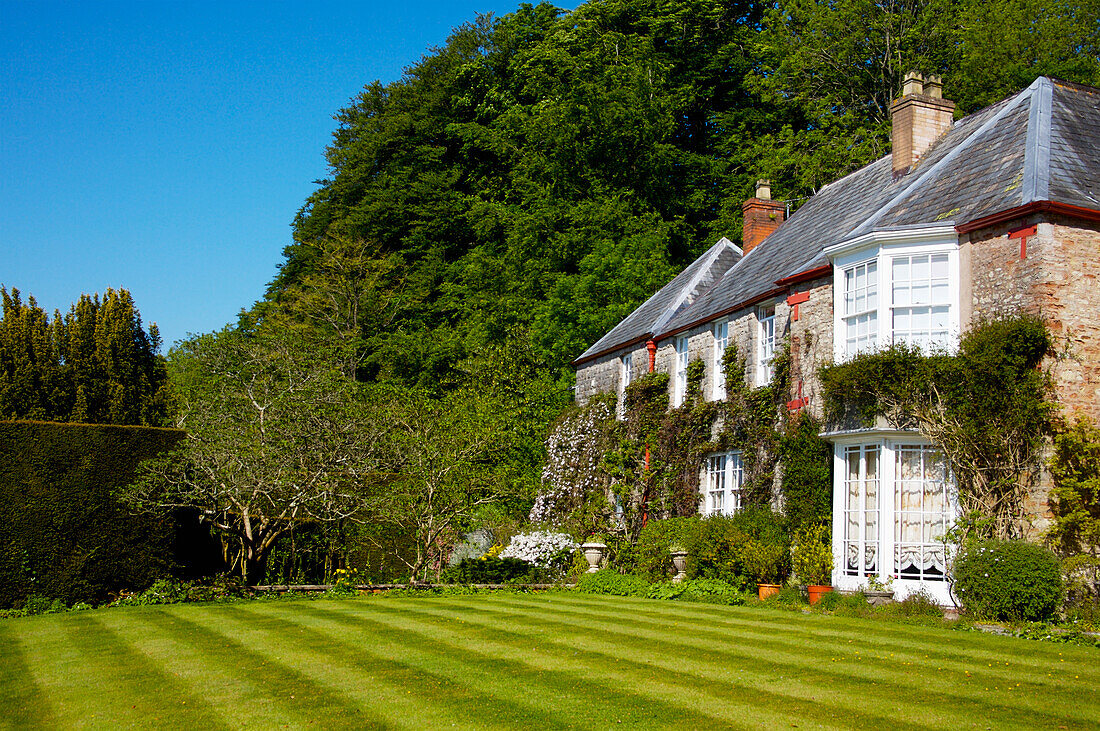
964, 214, 1100, 535
784, 276, 833, 421
965, 215, 1100, 422
574, 342, 649, 405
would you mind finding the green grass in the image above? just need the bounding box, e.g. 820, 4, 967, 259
1, 593, 1097, 729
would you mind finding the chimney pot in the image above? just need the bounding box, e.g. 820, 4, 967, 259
755, 179, 772, 200
891, 73, 955, 177
901, 71, 923, 97
742, 181, 785, 255
924, 75, 943, 99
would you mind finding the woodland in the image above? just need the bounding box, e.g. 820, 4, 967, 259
2, 0, 1099, 585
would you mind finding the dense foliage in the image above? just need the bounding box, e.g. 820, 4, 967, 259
820, 316, 1055, 540
1048, 416, 1100, 558
953, 540, 1064, 622
265, 0, 1099, 400
0, 287, 170, 426
0, 421, 185, 608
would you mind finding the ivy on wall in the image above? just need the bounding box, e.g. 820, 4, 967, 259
819, 315, 1055, 541
536, 337, 831, 541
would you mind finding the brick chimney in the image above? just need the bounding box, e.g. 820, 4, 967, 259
890, 71, 955, 178
741, 179, 785, 255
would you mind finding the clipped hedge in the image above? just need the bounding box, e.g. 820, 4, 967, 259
953, 540, 1065, 622
0, 420, 186, 608
440, 557, 544, 584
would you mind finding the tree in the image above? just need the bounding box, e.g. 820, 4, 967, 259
121, 329, 385, 583
0, 286, 169, 426
361, 386, 516, 582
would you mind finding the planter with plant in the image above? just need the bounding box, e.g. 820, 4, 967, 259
791, 522, 833, 604
742, 539, 787, 599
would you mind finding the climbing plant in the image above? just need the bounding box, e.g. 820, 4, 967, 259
819, 315, 1055, 541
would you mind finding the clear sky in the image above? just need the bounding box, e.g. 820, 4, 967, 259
2, 0, 577, 350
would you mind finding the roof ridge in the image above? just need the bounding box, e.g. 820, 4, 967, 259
650, 238, 739, 334
1023, 77, 1053, 203
844, 78, 1040, 239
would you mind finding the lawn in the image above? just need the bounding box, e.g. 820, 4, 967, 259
1, 593, 1097, 729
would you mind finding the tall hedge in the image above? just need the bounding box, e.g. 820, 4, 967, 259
0, 420, 185, 607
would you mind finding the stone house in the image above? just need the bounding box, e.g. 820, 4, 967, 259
572, 75, 1100, 602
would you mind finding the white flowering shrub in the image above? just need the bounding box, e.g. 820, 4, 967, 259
531, 399, 614, 526
500, 531, 578, 570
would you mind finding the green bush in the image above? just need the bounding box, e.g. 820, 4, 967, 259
0, 421, 187, 608
575, 570, 650, 597
953, 540, 1064, 621
674, 579, 747, 605
440, 557, 543, 584
623, 517, 701, 581
691, 509, 790, 590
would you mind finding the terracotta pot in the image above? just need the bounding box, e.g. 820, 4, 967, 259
757, 583, 781, 600
807, 585, 834, 605
581, 542, 607, 573
670, 551, 688, 583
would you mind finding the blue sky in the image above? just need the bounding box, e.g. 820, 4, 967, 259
1, 0, 577, 350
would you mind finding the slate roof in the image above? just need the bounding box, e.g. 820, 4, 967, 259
575, 77, 1099, 365
576, 238, 742, 361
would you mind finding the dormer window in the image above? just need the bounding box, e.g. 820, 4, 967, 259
757, 305, 776, 385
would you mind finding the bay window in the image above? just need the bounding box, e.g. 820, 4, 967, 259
828, 226, 959, 362
831, 435, 956, 603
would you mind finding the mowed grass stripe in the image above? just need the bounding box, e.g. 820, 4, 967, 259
527, 593, 1095, 675
501, 593, 1071, 686
13, 612, 224, 730
490, 595, 1097, 725
178, 602, 546, 730
0, 620, 58, 729
381, 595, 1096, 729
512, 592, 1099, 681
358, 598, 933, 729
108, 608, 376, 729
311, 599, 891, 730
256, 600, 732, 729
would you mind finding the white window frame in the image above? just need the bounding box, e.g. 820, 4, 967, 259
712, 320, 728, 401
701, 451, 744, 516
618, 352, 633, 419
830, 432, 957, 604
673, 335, 689, 407
827, 226, 960, 363
757, 305, 776, 385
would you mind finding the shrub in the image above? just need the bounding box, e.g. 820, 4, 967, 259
762, 585, 804, 609
691, 509, 790, 589
674, 578, 747, 605
441, 557, 542, 584
624, 517, 702, 580
814, 590, 873, 616
0, 421, 187, 608
575, 570, 650, 597
500, 532, 578, 573
790, 522, 832, 586
953, 540, 1064, 621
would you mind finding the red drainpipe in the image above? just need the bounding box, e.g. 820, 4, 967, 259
642, 339, 657, 528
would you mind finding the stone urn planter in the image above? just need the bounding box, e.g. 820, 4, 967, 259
757, 583, 782, 601
863, 590, 894, 607
807, 585, 834, 605
581, 543, 607, 573
670, 550, 688, 583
